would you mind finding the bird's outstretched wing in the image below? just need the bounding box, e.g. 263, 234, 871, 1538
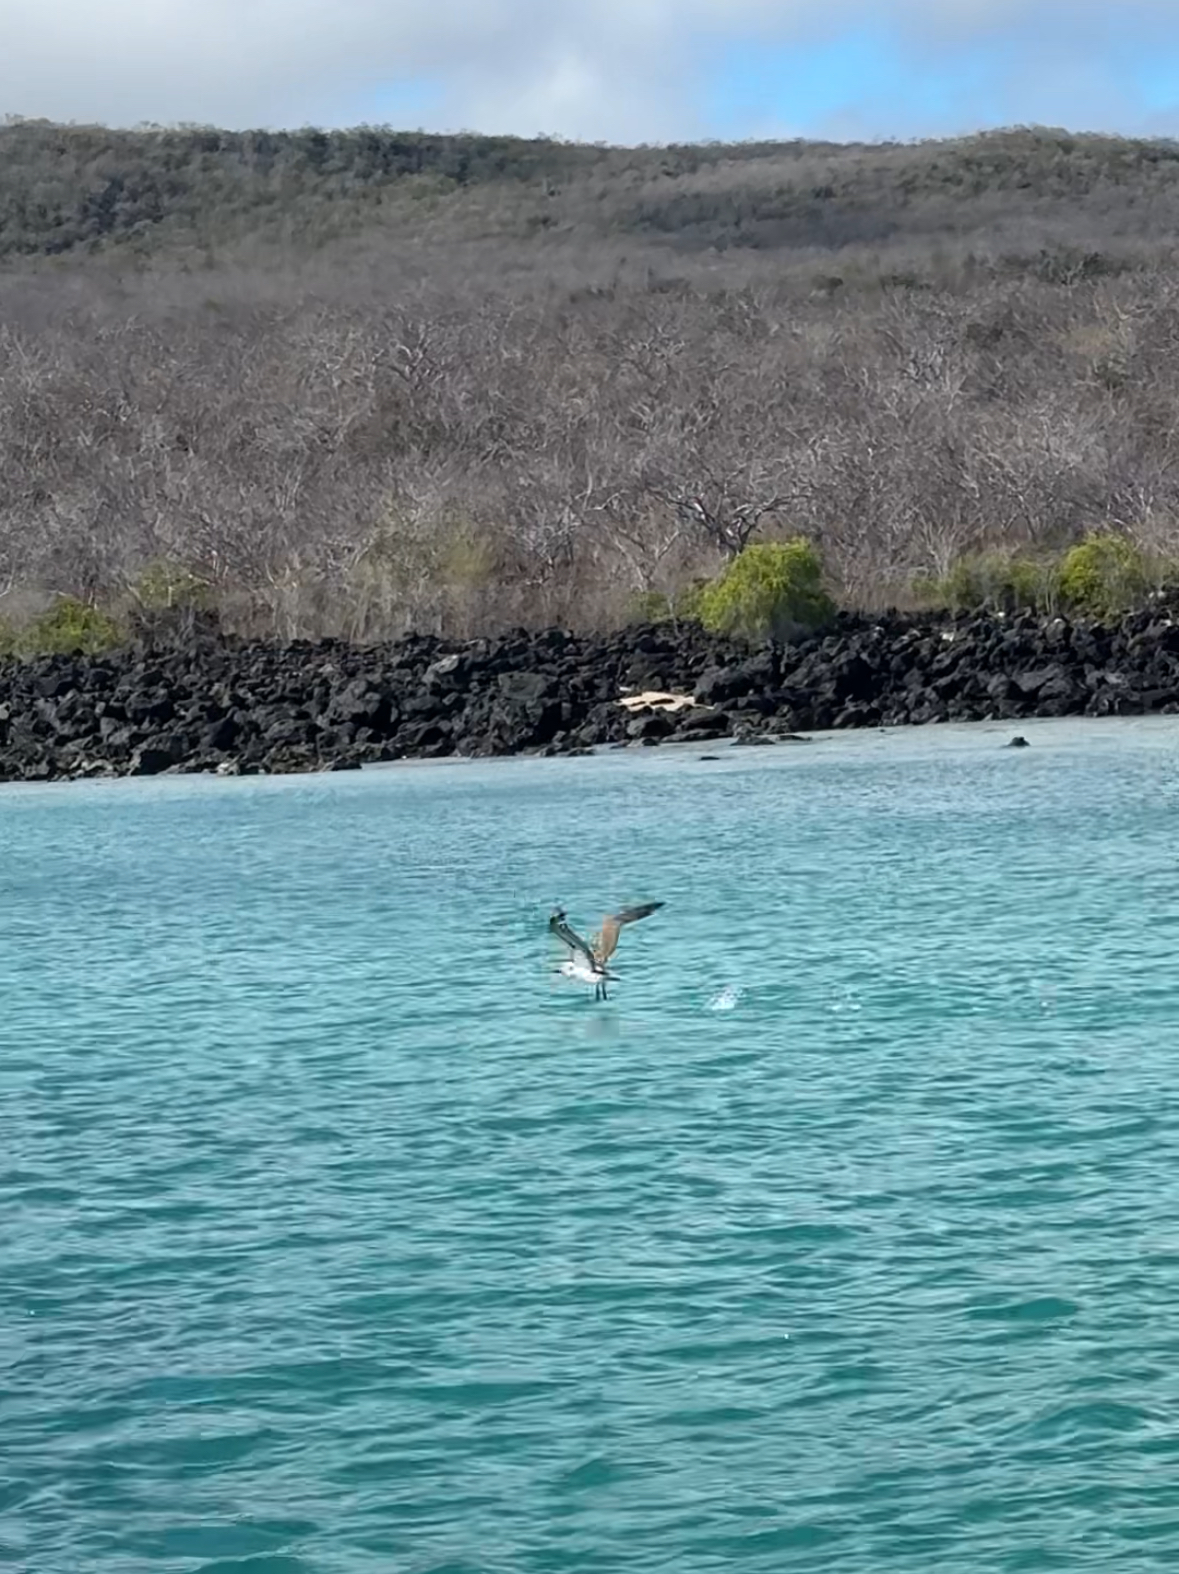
549, 908, 597, 968
594, 901, 665, 964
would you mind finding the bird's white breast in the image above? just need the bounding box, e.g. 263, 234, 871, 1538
558, 959, 599, 984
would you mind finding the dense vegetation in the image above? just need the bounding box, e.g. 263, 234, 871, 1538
5, 115, 1179, 645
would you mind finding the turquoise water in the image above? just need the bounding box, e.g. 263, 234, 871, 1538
5, 717, 1179, 1573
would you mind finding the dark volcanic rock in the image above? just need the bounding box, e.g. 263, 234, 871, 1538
626, 711, 674, 742
203, 714, 241, 753
694, 655, 777, 705
1012, 666, 1059, 695
675, 706, 731, 737
497, 669, 555, 707
130, 743, 179, 776
3, 604, 1179, 781
424, 652, 469, 690
327, 676, 394, 730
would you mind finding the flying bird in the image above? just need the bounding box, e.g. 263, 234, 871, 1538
548, 901, 665, 1001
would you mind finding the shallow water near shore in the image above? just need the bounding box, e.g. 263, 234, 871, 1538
5, 715, 1179, 1572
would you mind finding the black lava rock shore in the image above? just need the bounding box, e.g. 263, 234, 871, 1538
3, 603, 1179, 783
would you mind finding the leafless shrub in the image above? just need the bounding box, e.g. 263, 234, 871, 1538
6, 124, 1179, 635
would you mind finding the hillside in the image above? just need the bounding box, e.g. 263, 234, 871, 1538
5, 118, 1179, 264
3, 118, 1179, 642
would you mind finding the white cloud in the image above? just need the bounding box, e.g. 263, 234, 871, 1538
3, 0, 1178, 143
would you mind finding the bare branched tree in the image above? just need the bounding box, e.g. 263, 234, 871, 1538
5, 172, 1179, 639
641, 476, 789, 561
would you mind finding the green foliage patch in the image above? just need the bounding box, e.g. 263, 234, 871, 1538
8, 596, 126, 656
131, 560, 214, 613
1057, 532, 1154, 617
916, 551, 1061, 614
696, 539, 836, 640
626, 581, 708, 626
917, 533, 1172, 619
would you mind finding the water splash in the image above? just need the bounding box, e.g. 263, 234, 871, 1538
707, 984, 743, 1012
830, 984, 863, 1014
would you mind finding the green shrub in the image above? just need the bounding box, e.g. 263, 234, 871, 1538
437, 521, 497, 590
921, 551, 1060, 614
626, 580, 707, 626
17, 596, 125, 656
626, 590, 674, 624
697, 539, 835, 640
1057, 532, 1152, 617
4, 594, 125, 657
131, 559, 213, 612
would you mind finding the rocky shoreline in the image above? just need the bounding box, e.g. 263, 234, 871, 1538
3, 603, 1179, 783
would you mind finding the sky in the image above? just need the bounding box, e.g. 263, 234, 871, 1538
6, 0, 1179, 145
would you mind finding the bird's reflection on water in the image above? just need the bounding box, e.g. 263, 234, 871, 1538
583, 1010, 625, 1040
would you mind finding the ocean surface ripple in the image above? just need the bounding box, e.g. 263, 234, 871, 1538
5, 717, 1179, 1572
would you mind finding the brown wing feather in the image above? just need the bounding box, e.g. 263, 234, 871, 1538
593, 901, 665, 964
